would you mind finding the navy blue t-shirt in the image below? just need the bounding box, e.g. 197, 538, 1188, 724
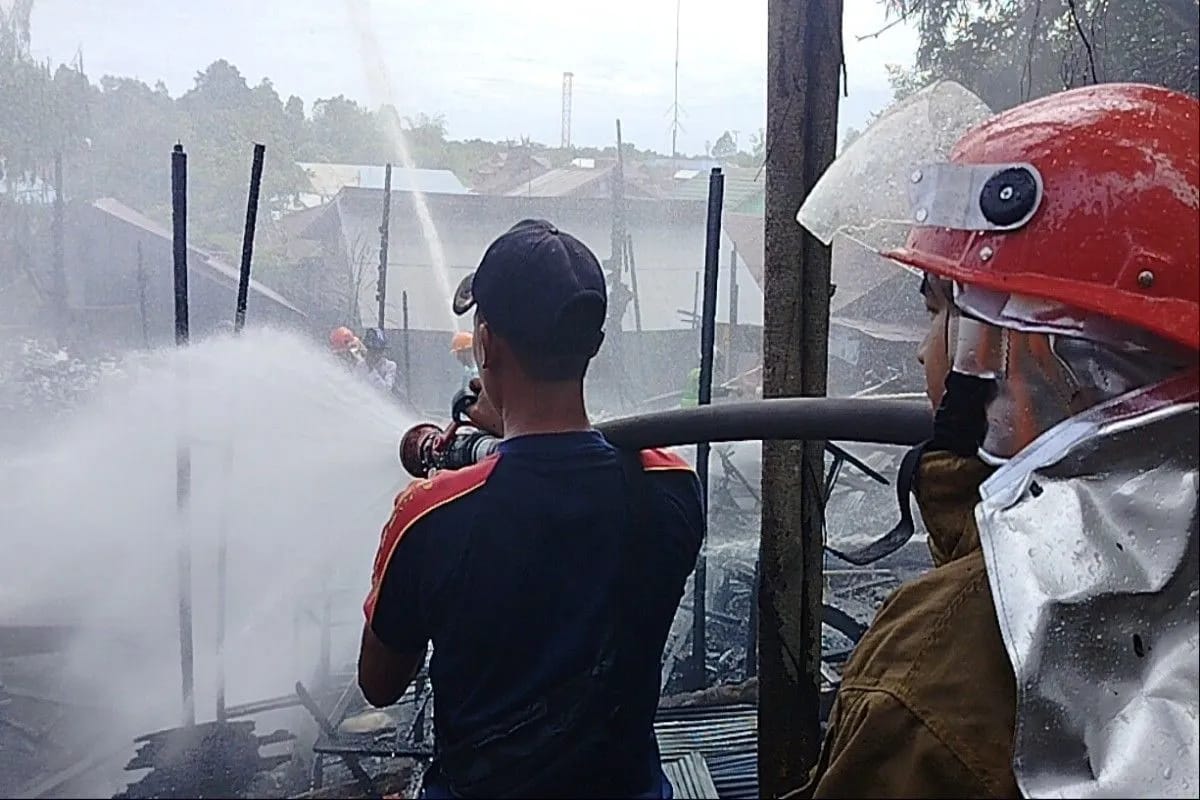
366, 431, 704, 795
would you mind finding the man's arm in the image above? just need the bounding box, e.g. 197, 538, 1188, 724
357, 624, 424, 707
357, 483, 435, 707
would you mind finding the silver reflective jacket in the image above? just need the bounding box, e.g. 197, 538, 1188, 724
977, 373, 1199, 799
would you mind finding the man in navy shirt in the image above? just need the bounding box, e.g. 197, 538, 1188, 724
358, 220, 705, 798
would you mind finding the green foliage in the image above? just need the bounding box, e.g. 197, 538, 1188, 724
883, 0, 1199, 111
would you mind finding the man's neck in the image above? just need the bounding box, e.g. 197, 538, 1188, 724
500, 386, 591, 439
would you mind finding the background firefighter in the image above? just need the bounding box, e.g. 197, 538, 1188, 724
792, 83, 1199, 798
329, 325, 365, 369
450, 331, 479, 393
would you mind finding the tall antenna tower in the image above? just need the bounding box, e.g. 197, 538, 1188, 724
561, 71, 574, 149
670, 0, 682, 158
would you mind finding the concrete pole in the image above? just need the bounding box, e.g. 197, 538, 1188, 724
760, 0, 843, 794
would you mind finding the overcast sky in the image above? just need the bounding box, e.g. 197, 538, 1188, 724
28, 0, 918, 156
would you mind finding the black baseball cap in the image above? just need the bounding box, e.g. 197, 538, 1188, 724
453, 219, 607, 356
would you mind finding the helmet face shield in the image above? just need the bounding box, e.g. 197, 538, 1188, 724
797, 80, 993, 253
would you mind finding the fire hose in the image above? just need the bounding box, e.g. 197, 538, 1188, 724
398, 393, 932, 479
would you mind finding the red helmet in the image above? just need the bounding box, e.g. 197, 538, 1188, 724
329, 326, 359, 353
888, 83, 1199, 351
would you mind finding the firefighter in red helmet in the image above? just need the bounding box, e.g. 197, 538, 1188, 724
329, 326, 365, 368
792, 82, 1198, 798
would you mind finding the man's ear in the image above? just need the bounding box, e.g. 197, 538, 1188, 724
475, 321, 491, 370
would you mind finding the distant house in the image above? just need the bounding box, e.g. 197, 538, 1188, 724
500, 160, 663, 200
667, 166, 765, 214
467, 150, 553, 195
296, 162, 468, 208
296, 186, 761, 333
292, 186, 768, 410
12, 198, 306, 351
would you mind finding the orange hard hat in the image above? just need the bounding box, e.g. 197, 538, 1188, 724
330, 326, 359, 352
888, 83, 1200, 351
450, 331, 474, 353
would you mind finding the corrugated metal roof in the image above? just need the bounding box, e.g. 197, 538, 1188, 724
503, 167, 608, 197
299, 162, 468, 196
655, 704, 758, 799
662, 752, 720, 799
655, 704, 757, 758
705, 752, 758, 800
668, 168, 763, 212
90, 198, 305, 316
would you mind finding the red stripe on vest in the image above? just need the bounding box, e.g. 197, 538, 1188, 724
639, 447, 693, 472
363, 455, 499, 622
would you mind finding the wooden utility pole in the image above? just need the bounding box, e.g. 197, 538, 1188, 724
377, 163, 393, 330
760, 0, 843, 795
52, 153, 67, 346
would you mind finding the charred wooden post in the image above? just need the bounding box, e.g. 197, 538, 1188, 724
171, 142, 195, 728
51, 152, 67, 346
760, 0, 844, 792
689, 167, 724, 691
377, 162, 393, 330
402, 290, 412, 400
625, 233, 643, 333
136, 242, 150, 348
234, 143, 265, 334
217, 143, 266, 724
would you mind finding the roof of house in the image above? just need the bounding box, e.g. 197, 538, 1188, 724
500, 162, 661, 199
667, 167, 764, 213
503, 166, 609, 197
91, 198, 305, 316
467, 150, 554, 194
298, 163, 468, 197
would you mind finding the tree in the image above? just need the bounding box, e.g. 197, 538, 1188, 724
306, 95, 388, 163
883, 0, 1198, 111
711, 130, 738, 159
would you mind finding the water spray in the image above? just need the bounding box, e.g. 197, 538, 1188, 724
217, 142, 266, 725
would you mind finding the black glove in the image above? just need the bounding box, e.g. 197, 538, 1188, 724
929, 371, 995, 457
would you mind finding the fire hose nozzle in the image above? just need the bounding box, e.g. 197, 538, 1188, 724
398, 421, 500, 478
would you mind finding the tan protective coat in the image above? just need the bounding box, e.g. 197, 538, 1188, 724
792, 452, 1020, 799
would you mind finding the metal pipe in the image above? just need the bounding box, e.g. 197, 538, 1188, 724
234, 143, 265, 334
171, 142, 195, 727
402, 290, 411, 401
376, 162, 392, 330
689, 167, 724, 691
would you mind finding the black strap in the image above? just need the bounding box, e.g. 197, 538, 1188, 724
825, 442, 924, 566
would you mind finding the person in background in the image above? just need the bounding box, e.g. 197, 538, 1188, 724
361, 327, 399, 396
680, 349, 733, 408
451, 330, 478, 392
357, 219, 705, 799
329, 326, 365, 369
